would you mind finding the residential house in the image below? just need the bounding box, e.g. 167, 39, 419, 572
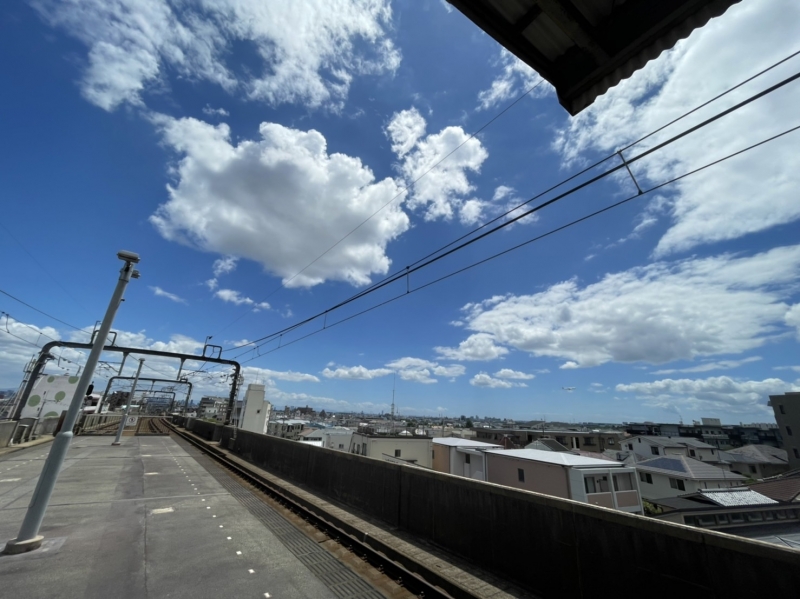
770, 392, 800, 469
319, 428, 353, 452
267, 419, 308, 441
621, 436, 724, 465
635, 455, 746, 500
650, 488, 798, 535
197, 396, 227, 420
476, 428, 624, 451
431, 438, 502, 480
724, 445, 790, 479
239, 384, 271, 435
484, 448, 642, 514
349, 432, 432, 468
748, 469, 800, 503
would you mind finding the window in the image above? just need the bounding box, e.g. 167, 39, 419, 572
689, 450, 696, 457
787, 426, 794, 437
669, 478, 686, 491
584, 477, 597, 494
338, 444, 343, 449
465, 454, 471, 464
394, 449, 401, 458
432, 450, 435, 459
518, 468, 525, 482
748, 465, 757, 474
650, 446, 660, 455
627, 443, 633, 450
639, 472, 653, 484
794, 448, 799, 459
609, 438, 615, 445
780, 404, 785, 414
361, 443, 366, 456
613, 473, 634, 491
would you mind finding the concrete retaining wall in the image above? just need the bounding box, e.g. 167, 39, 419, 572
200, 426, 800, 597
0, 420, 18, 447
34, 416, 61, 437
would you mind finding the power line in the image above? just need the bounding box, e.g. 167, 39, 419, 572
232, 122, 800, 364
0, 288, 85, 332
224, 69, 800, 355
210, 48, 800, 339
211, 78, 548, 335
0, 221, 91, 317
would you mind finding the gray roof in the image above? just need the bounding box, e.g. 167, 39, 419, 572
629, 435, 714, 449
726, 445, 789, 465
526, 439, 570, 452
637, 455, 746, 481
696, 488, 778, 507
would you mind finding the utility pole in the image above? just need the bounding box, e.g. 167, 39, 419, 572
3, 250, 140, 555
112, 359, 144, 445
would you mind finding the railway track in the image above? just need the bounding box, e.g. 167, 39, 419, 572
163, 418, 466, 599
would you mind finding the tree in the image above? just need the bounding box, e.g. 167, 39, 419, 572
319, 410, 327, 419
465, 419, 474, 428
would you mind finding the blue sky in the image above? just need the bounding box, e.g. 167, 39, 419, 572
1, 0, 799, 423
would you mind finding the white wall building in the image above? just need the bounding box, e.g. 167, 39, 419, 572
239, 384, 271, 435
349, 432, 432, 468
635, 455, 746, 500
267, 419, 308, 441
621, 436, 721, 462
431, 438, 502, 480
320, 428, 353, 451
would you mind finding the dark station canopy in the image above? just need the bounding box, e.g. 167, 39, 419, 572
448, 0, 742, 115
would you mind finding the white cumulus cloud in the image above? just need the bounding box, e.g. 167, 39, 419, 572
553, 0, 800, 256
322, 365, 393, 380
214, 289, 270, 311
386, 107, 488, 222
150, 115, 410, 288
494, 368, 534, 380
448, 245, 800, 368
32, 0, 400, 111
435, 333, 508, 361
616, 376, 799, 415
470, 373, 526, 389
477, 49, 551, 110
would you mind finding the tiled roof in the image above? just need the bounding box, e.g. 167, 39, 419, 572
432, 437, 501, 448
486, 448, 625, 468
696, 488, 778, 507
726, 445, 789, 465
748, 477, 800, 503
636, 455, 746, 481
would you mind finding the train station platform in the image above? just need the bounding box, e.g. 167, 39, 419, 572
0, 435, 384, 599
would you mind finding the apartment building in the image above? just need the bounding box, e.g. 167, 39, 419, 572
770, 392, 800, 469
267, 419, 308, 441
476, 428, 624, 451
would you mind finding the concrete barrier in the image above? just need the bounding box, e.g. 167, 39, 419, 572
218, 427, 800, 597
190, 419, 217, 441
0, 420, 18, 448
34, 416, 61, 437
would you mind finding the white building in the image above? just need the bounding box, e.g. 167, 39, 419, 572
621, 436, 721, 462
349, 432, 432, 468
635, 455, 746, 500
320, 428, 353, 451
267, 419, 308, 441
484, 448, 643, 513
431, 438, 502, 480
239, 384, 271, 435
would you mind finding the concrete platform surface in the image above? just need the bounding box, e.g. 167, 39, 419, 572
0, 435, 339, 599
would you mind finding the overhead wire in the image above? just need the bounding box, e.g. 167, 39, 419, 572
0, 288, 85, 332
209, 48, 800, 341
223, 68, 800, 356
232, 121, 800, 364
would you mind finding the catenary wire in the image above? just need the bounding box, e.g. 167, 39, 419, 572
210, 78, 548, 335
209, 49, 800, 341
224, 69, 800, 354
231, 122, 800, 364
0, 288, 85, 332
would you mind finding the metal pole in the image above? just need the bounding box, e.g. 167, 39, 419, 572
112, 359, 144, 445
3, 251, 140, 555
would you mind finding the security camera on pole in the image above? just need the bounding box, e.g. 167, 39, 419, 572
3, 251, 141, 555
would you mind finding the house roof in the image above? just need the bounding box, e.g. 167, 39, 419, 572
636, 455, 746, 481
447, 0, 741, 115
486, 448, 624, 468
695, 488, 778, 507
628, 435, 715, 449
525, 438, 571, 452
748, 472, 800, 503
726, 445, 789, 465
432, 437, 501, 448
